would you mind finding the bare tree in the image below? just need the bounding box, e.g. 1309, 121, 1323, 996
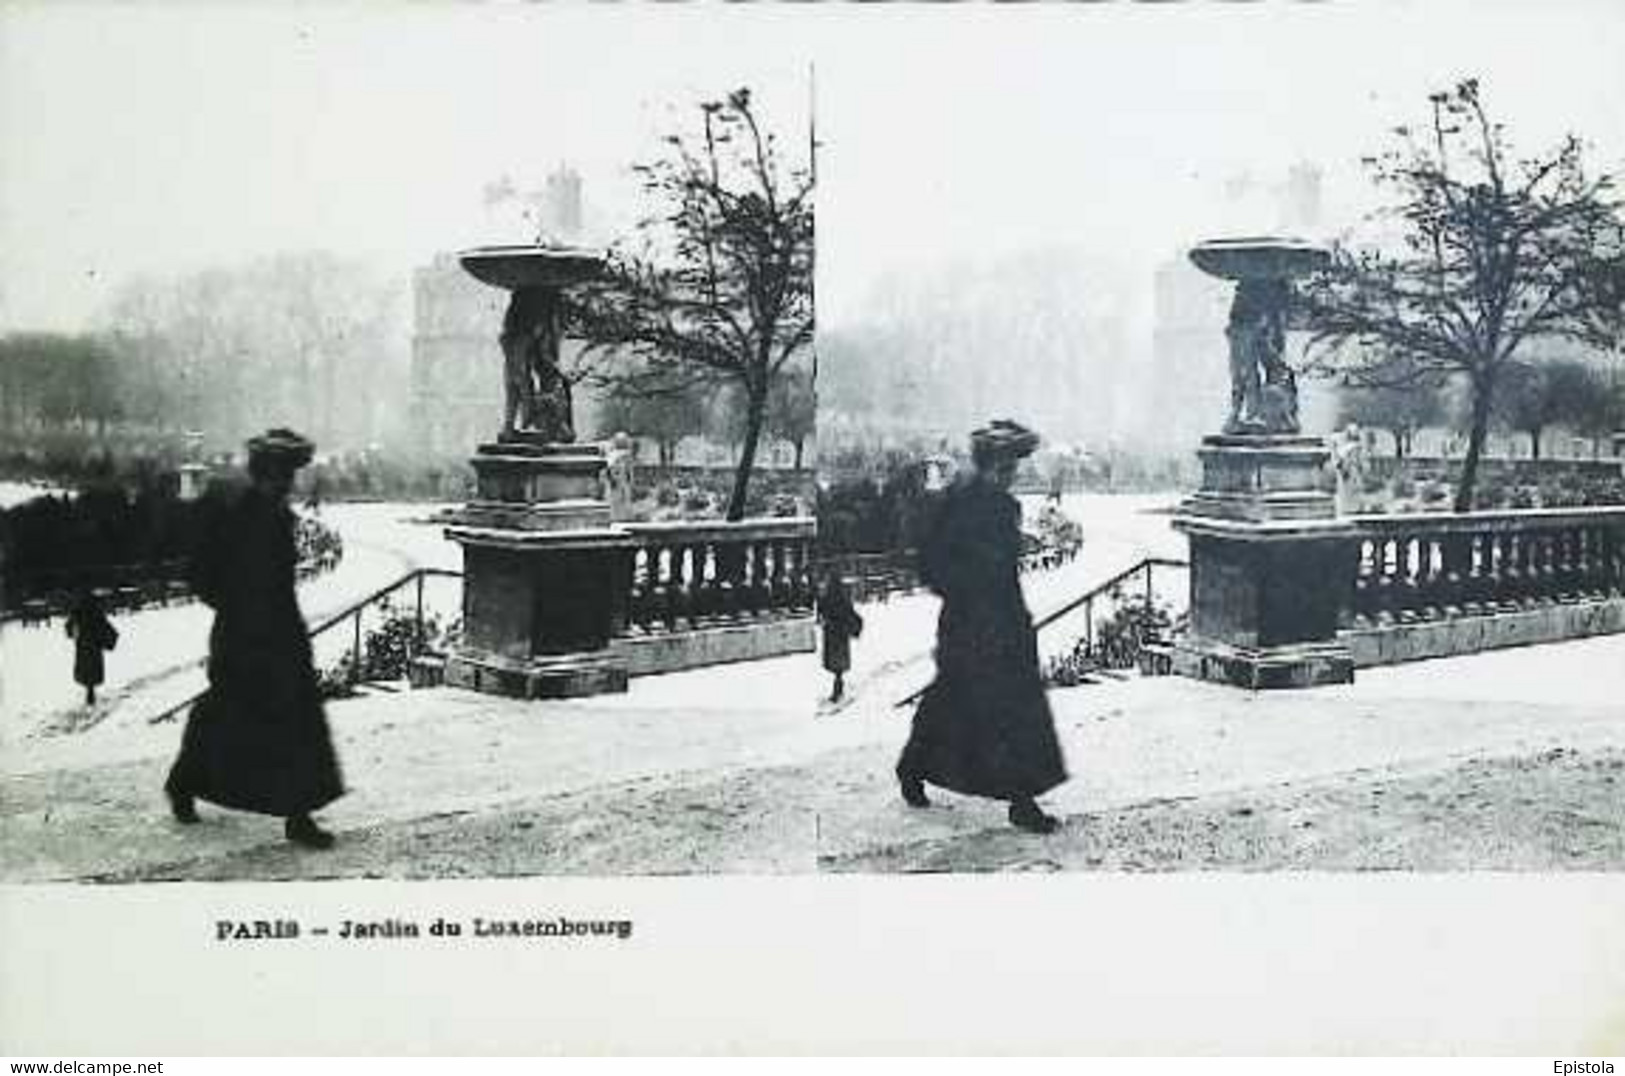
592, 364, 710, 468
574, 88, 814, 520
0, 333, 123, 434
1303, 79, 1625, 510
1334, 358, 1449, 458
100, 255, 404, 450
1490, 357, 1606, 459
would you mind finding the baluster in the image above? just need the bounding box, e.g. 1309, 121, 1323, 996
1550, 527, 1570, 601
1571, 526, 1588, 597
716, 539, 745, 621
642, 547, 660, 629
790, 537, 813, 609
701, 542, 722, 622
704, 541, 725, 621
1519, 530, 1540, 604
663, 543, 687, 629
750, 539, 770, 615
1394, 535, 1420, 622
1438, 532, 1468, 615
1372, 537, 1399, 623
627, 548, 650, 632
1414, 536, 1441, 619
1528, 530, 1553, 604
1474, 531, 1493, 608
1457, 533, 1480, 612
1564, 526, 1586, 600
1528, 530, 1549, 605
1585, 526, 1605, 598
735, 539, 755, 617
1607, 524, 1624, 596
1489, 531, 1512, 608
1572, 526, 1591, 598
685, 543, 708, 623
1352, 538, 1376, 626
1417, 535, 1436, 616
1495, 532, 1519, 609
714, 540, 734, 619
736, 539, 756, 617
766, 540, 786, 611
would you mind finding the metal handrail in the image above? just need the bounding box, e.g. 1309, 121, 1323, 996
306, 567, 462, 641
147, 566, 464, 725
1030, 556, 1188, 634
892, 555, 1188, 709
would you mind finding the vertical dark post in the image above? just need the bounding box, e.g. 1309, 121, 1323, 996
351, 611, 363, 685
1608, 522, 1622, 595
414, 571, 425, 657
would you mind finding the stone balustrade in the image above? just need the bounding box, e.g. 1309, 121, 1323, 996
1347, 507, 1625, 625
1339, 506, 1625, 666
620, 517, 816, 635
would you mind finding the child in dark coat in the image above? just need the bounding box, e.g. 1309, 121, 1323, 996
65, 590, 118, 705
817, 575, 863, 703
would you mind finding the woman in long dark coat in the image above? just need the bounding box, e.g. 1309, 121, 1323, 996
164, 428, 344, 850
896, 420, 1067, 833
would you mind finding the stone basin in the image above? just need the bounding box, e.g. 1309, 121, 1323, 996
459, 245, 606, 290
1190, 236, 1329, 281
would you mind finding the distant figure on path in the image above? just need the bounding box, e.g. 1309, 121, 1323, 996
65, 589, 117, 706
164, 428, 345, 850
897, 419, 1068, 834
817, 575, 863, 704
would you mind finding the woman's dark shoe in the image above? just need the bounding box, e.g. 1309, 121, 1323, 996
1008, 799, 1060, 835
897, 767, 930, 808
165, 784, 200, 825
284, 814, 336, 850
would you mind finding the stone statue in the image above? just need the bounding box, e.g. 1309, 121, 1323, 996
605, 431, 636, 520
1223, 277, 1299, 435
499, 288, 575, 443
1332, 423, 1368, 513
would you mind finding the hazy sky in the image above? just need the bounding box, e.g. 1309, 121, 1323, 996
2, 1, 1622, 333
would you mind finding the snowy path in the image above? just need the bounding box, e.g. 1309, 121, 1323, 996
4, 631, 1622, 880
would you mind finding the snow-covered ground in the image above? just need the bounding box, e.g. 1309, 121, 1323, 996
0, 480, 64, 508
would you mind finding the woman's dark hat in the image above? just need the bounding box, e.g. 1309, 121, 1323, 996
246, 428, 315, 470
970, 419, 1040, 460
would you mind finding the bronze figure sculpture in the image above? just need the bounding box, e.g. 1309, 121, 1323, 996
499, 287, 575, 443
1223, 276, 1298, 435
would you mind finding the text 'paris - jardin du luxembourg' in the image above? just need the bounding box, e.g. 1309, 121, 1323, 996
214, 916, 635, 941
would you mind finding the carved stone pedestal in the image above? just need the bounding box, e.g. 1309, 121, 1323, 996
1184, 434, 1337, 523
443, 438, 634, 699
1172, 435, 1358, 689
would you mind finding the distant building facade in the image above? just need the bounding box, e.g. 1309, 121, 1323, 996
408, 254, 508, 459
